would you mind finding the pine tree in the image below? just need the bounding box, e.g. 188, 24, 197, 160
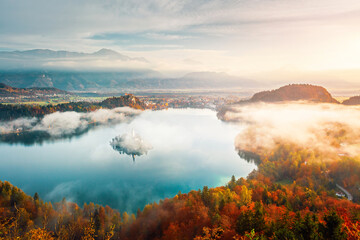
320, 211, 346, 240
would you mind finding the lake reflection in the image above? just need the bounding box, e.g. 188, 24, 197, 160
0, 108, 255, 213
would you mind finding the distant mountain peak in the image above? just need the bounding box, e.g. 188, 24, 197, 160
93, 48, 121, 56
20, 49, 52, 53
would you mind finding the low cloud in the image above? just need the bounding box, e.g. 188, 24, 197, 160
0, 118, 37, 133
220, 102, 360, 157
44, 180, 161, 213
0, 107, 142, 137
45, 181, 81, 203
110, 130, 153, 160
33, 111, 88, 136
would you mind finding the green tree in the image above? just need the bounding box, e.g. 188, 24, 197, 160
236, 202, 265, 235
294, 213, 319, 240
319, 211, 346, 240
33, 192, 39, 202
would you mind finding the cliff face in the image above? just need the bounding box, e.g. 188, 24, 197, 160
342, 96, 360, 105
250, 84, 339, 103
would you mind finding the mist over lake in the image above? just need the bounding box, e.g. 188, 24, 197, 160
0, 108, 255, 213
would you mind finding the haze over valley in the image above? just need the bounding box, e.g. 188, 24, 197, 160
1, 49, 360, 94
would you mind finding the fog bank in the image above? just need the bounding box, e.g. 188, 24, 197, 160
221, 102, 360, 157
0, 107, 142, 137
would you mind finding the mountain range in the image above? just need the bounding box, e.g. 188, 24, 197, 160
0, 48, 148, 66
1, 49, 358, 93
0, 70, 260, 91
0, 49, 259, 91
0, 49, 260, 91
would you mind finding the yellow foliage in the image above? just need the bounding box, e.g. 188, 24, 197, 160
24, 228, 54, 240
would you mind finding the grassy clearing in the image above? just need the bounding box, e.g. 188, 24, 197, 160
275, 179, 293, 185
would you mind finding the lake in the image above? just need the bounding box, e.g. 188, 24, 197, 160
0, 108, 255, 213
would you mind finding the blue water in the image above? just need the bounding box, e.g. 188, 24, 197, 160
0, 108, 255, 213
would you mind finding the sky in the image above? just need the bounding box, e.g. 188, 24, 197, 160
1, 0, 360, 81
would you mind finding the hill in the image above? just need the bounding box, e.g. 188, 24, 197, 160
250, 84, 339, 103
0, 71, 258, 91
342, 96, 360, 105
0, 83, 71, 104
0, 83, 69, 97
99, 94, 147, 109
0, 71, 163, 91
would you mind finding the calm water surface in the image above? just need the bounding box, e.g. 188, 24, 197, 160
0, 108, 255, 213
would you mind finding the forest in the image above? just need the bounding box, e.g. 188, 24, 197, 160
0, 94, 148, 121
0, 142, 359, 239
